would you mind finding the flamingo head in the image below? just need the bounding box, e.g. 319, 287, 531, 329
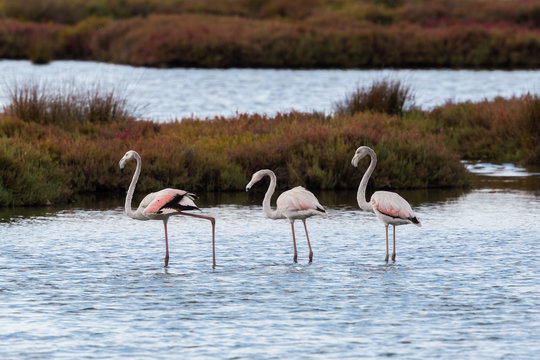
119, 150, 139, 171
245, 169, 267, 192
351, 146, 374, 167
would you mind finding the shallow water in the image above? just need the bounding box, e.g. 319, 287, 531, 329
1, 171, 539, 359
1, 60, 539, 121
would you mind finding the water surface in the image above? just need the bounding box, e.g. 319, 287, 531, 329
1, 172, 539, 359
1, 60, 539, 121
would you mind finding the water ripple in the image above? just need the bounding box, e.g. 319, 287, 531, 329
1, 188, 539, 359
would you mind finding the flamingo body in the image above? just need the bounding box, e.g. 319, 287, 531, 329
140, 189, 199, 218
351, 146, 420, 261
370, 191, 420, 227
246, 169, 326, 263
276, 186, 326, 221
119, 150, 216, 268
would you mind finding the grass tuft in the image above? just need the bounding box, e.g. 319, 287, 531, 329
4, 80, 134, 126
335, 79, 414, 116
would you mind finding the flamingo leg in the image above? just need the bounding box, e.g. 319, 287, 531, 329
302, 219, 313, 263
163, 219, 169, 267
392, 225, 396, 261
290, 221, 298, 263
385, 224, 389, 262
179, 212, 216, 268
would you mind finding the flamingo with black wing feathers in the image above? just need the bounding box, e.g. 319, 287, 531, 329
119, 150, 216, 268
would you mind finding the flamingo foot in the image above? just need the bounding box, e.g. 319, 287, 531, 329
392, 254, 396, 261
164, 254, 169, 267
309, 252, 313, 263
293, 254, 298, 263
384, 254, 389, 262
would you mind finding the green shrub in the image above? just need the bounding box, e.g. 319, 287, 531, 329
0, 137, 69, 206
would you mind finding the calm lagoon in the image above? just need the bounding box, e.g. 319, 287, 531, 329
1, 60, 539, 358
0, 167, 539, 359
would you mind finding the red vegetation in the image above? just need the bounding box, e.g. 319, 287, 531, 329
0, 0, 539, 69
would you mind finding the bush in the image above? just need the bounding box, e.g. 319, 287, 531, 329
0, 137, 69, 206
1, 12, 540, 68
60, 16, 110, 58
0, 19, 64, 61
427, 95, 539, 164
521, 95, 540, 163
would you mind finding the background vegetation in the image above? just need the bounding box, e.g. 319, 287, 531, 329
1, 79, 538, 207
0, 1, 538, 205
0, 0, 539, 68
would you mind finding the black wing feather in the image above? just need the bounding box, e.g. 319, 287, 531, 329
157, 193, 200, 213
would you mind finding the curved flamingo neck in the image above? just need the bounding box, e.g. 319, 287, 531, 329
260, 170, 281, 219
125, 152, 142, 219
357, 149, 377, 212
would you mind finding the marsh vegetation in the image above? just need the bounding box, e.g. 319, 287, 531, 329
1, 0, 539, 68
1, 78, 538, 206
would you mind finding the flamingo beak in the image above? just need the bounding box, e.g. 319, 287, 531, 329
119, 159, 126, 173
351, 155, 360, 167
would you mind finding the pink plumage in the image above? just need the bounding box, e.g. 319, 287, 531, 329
143, 189, 198, 215
246, 170, 326, 263
371, 191, 419, 225
277, 186, 325, 215
119, 150, 215, 268
352, 146, 421, 262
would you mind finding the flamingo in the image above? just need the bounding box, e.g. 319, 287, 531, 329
351, 146, 421, 262
245, 169, 326, 263
118, 150, 216, 268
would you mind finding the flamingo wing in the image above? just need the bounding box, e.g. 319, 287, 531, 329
371, 191, 420, 224
277, 186, 326, 214
142, 189, 199, 215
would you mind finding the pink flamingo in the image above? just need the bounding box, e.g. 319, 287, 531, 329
351, 146, 421, 262
119, 150, 215, 268
246, 169, 326, 263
